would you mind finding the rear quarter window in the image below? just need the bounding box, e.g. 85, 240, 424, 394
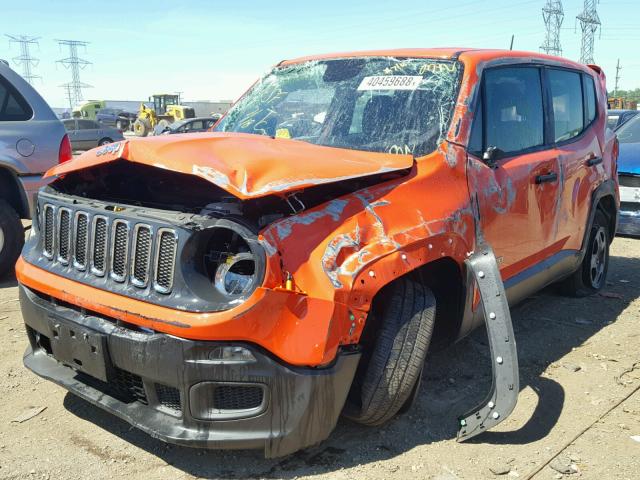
583, 74, 597, 124
0, 74, 33, 121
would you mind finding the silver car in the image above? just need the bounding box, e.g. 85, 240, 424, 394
62, 119, 125, 151
0, 61, 70, 277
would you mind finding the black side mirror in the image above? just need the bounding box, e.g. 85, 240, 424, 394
482, 146, 502, 169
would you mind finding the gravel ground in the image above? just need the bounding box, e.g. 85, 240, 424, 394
1, 235, 639, 480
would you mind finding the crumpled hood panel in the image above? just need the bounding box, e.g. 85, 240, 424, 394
46, 132, 414, 199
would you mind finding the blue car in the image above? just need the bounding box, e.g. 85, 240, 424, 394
616, 114, 640, 236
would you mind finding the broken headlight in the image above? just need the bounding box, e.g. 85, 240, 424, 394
185, 220, 265, 308
213, 252, 256, 297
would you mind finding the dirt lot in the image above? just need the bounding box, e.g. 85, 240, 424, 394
1, 235, 639, 480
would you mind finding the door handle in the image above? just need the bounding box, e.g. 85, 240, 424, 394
535, 172, 558, 184
586, 156, 602, 167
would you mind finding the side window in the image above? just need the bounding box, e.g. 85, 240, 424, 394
0, 75, 33, 121
63, 120, 76, 131
583, 74, 597, 124
484, 67, 544, 154
548, 69, 584, 142
77, 120, 96, 130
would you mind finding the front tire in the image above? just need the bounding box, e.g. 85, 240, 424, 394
133, 118, 150, 137
0, 200, 24, 278
559, 210, 610, 297
98, 137, 113, 146
343, 278, 436, 426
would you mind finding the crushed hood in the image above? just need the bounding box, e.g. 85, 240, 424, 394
47, 133, 414, 200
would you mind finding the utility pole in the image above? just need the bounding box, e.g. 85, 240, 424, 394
614, 59, 621, 97
5, 34, 41, 84
577, 0, 601, 64
56, 39, 92, 106
63, 84, 74, 111
540, 1, 564, 57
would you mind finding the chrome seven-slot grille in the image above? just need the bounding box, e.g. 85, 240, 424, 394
41, 203, 177, 293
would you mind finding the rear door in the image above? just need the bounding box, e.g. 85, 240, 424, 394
62, 119, 80, 150
543, 68, 602, 252
467, 65, 561, 281
76, 119, 100, 149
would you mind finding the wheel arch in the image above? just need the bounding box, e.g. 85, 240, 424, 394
595, 192, 617, 243
358, 255, 465, 349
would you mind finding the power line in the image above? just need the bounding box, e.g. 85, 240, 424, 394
5, 34, 41, 84
540, 1, 564, 56
56, 39, 92, 106
577, 0, 601, 64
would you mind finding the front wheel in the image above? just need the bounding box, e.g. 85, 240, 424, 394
343, 278, 436, 426
98, 137, 113, 146
559, 210, 610, 297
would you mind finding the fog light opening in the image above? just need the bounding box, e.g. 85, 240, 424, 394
208, 346, 256, 364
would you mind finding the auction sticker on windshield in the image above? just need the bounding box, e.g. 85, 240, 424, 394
357, 75, 422, 91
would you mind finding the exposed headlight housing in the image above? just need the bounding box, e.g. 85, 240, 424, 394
184, 219, 265, 309
214, 252, 256, 297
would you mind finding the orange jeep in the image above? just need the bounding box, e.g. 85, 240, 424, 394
17, 49, 619, 457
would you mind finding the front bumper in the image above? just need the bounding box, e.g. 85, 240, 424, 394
20, 285, 360, 457
617, 185, 640, 236
618, 206, 640, 236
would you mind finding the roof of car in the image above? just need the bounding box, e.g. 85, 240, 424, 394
280, 48, 595, 72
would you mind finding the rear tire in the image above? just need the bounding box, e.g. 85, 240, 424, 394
0, 200, 24, 278
559, 210, 610, 297
343, 278, 436, 426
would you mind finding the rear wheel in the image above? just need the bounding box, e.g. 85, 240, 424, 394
559, 210, 610, 297
0, 200, 24, 278
343, 278, 436, 426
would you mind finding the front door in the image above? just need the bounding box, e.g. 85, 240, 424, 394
466, 65, 561, 282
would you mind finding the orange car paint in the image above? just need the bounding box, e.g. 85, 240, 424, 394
17, 49, 616, 367
45, 132, 414, 200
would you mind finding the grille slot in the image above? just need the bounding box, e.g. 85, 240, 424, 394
73, 212, 89, 269
213, 385, 264, 411
154, 229, 177, 293
156, 384, 182, 414
91, 216, 108, 276
37, 200, 179, 298
57, 208, 71, 264
110, 220, 129, 282
43, 204, 54, 259
77, 367, 147, 405
131, 225, 152, 287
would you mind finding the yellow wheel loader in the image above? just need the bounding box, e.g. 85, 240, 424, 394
133, 94, 196, 137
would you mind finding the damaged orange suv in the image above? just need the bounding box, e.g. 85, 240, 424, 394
17, 49, 618, 457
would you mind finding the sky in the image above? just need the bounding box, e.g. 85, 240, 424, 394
2, 0, 638, 108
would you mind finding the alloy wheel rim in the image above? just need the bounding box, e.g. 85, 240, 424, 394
589, 227, 607, 288
0, 227, 4, 254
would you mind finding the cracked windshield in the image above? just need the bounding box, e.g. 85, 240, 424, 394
216, 57, 461, 156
